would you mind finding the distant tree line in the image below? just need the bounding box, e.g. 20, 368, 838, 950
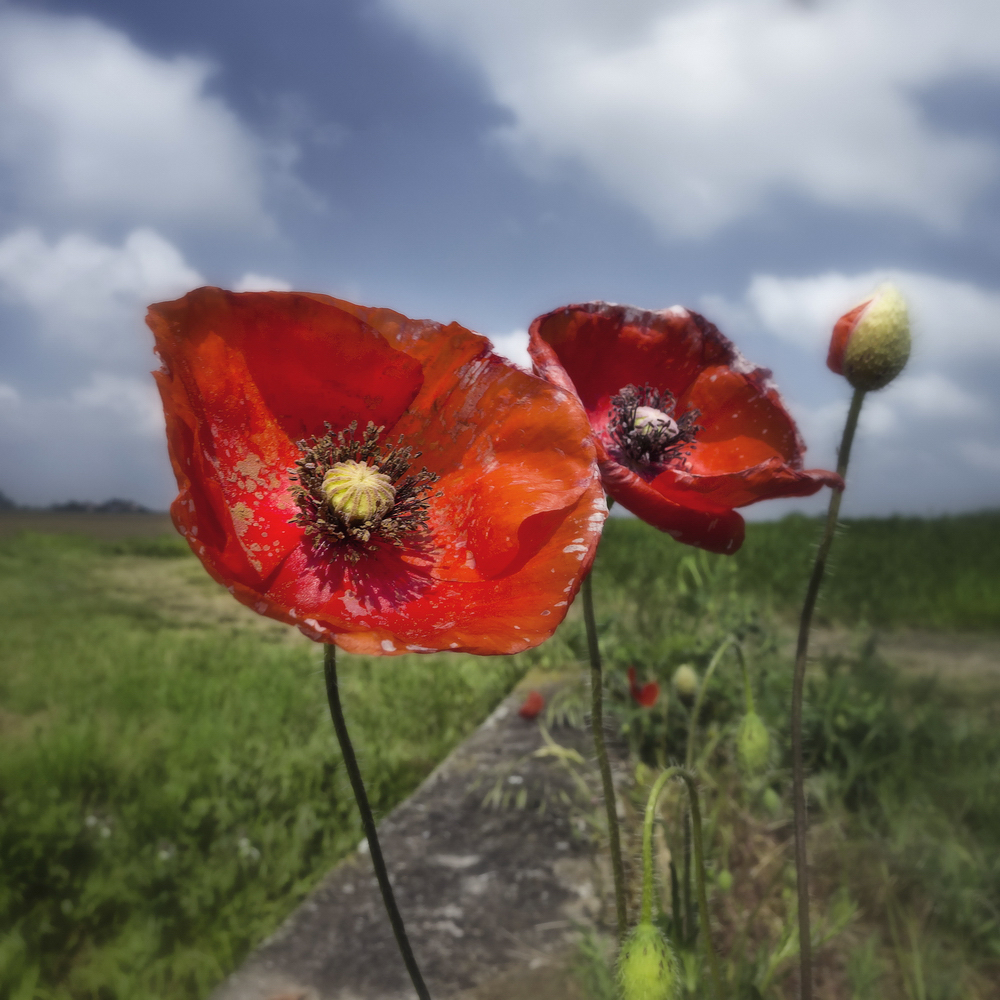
0, 490, 151, 514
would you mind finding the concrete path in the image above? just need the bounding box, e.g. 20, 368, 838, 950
211, 681, 624, 1000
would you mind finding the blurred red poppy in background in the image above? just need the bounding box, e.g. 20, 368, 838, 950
148, 288, 606, 655
627, 667, 659, 708
518, 690, 546, 720
529, 302, 841, 554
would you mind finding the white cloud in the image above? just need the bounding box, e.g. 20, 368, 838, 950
0, 9, 274, 230
71, 373, 164, 436
233, 272, 293, 292
714, 266, 1000, 515
384, 0, 1000, 236
744, 268, 1000, 361
486, 327, 531, 370
0, 227, 201, 354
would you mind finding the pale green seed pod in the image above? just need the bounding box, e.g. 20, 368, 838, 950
672, 664, 699, 700
616, 922, 679, 1000
322, 460, 395, 524
827, 284, 911, 391
736, 710, 770, 776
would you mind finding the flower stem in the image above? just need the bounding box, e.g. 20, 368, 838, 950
582, 570, 628, 941
323, 643, 432, 1000
791, 386, 865, 1000
685, 635, 737, 770
680, 771, 723, 1000
640, 768, 722, 999
641, 767, 679, 923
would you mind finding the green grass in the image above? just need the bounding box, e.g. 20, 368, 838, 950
600, 509, 1000, 630
3, 508, 1000, 999
0, 532, 525, 999
578, 510, 1000, 999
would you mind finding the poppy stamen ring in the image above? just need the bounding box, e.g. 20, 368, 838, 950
290, 420, 438, 562
609, 383, 700, 475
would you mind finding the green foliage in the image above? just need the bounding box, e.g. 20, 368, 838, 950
0, 532, 523, 999
601, 509, 1000, 629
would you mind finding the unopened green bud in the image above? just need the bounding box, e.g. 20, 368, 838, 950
716, 869, 733, 892
736, 711, 770, 775
672, 664, 699, 701
827, 284, 910, 391
617, 922, 679, 1000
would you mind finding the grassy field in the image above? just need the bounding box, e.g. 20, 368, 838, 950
0, 528, 526, 1000
1, 510, 999, 999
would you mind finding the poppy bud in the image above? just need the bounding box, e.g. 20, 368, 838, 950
617, 921, 679, 1000
736, 710, 770, 775
672, 664, 699, 702
827, 284, 910, 391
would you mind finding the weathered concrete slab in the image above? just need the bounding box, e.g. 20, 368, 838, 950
211, 681, 625, 1000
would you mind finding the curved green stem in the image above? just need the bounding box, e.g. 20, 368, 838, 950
685, 635, 738, 770
324, 644, 432, 1000
641, 767, 680, 923
640, 768, 723, 1000
791, 386, 865, 1000
582, 570, 628, 941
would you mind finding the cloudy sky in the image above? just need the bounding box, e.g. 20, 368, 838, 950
0, 0, 998, 518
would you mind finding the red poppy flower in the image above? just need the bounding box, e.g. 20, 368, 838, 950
627, 667, 660, 708
518, 690, 546, 720
528, 302, 842, 554
148, 287, 606, 655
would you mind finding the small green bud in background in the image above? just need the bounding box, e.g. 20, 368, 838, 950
761, 786, 782, 816
672, 664, 699, 703
736, 710, 770, 775
827, 283, 911, 391
716, 869, 733, 892
617, 921, 679, 1000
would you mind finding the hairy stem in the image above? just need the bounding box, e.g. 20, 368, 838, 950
680, 771, 723, 1000
641, 768, 722, 998
791, 386, 865, 1000
583, 570, 628, 941
324, 644, 431, 1000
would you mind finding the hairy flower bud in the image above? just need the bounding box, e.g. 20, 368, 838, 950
827, 284, 910, 391
736, 710, 770, 775
617, 921, 679, 1000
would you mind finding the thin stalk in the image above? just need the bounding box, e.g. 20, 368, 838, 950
685, 635, 737, 769
582, 570, 628, 941
641, 767, 679, 922
640, 768, 722, 999
680, 771, 723, 1000
324, 644, 431, 1000
791, 386, 865, 1000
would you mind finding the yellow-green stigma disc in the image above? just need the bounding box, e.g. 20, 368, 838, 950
321, 460, 395, 524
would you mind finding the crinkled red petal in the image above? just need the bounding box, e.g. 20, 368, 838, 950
827, 299, 870, 376
601, 457, 746, 554
309, 297, 599, 581
151, 289, 605, 655
148, 288, 426, 593
530, 301, 841, 550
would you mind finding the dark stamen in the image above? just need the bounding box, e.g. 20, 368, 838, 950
289, 421, 438, 562
608, 384, 700, 475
